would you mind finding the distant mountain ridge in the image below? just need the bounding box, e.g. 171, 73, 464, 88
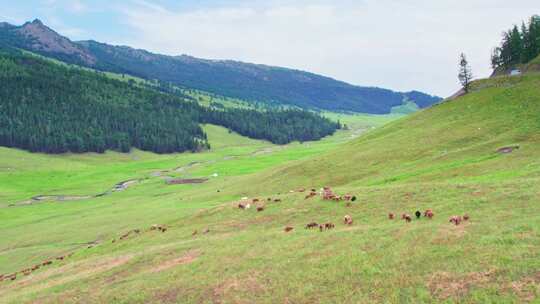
0, 19, 442, 114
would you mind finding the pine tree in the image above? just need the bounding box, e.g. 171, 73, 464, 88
458, 53, 473, 93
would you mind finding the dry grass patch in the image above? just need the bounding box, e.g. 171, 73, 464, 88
509, 272, 540, 302
211, 271, 266, 304
149, 250, 200, 273
426, 269, 497, 300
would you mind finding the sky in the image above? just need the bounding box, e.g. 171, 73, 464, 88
0, 0, 538, 97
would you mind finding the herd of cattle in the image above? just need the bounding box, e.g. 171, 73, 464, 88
0, 252, 73, 282
2, 186, 471, 284
237, 186, 471, 233
1, 223, 170, 283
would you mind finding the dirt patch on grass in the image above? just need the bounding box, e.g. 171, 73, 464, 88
427, 270, 497, 300
431, 222, 469, 244
212, 271, 266, 304
509, 272, 540, 302
149, 250, 200, 273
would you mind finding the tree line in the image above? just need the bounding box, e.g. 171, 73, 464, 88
491, 15, 540, 69
0, 50, 339, 154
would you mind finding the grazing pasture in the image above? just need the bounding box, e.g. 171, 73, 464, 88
1, 74, 540, 303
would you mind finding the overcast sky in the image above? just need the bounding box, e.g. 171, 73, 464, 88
1, 0, 538, 97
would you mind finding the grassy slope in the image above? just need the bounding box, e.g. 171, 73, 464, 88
1, 75, 539, 303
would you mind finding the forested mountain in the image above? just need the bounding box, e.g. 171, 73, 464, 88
491, 15, 540, 71
0, 49, 339, 154
0, 19, 441, 114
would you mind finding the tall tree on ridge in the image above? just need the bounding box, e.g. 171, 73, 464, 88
458, 53, 473, 93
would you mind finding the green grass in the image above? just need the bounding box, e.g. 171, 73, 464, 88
1, 75, 540, 303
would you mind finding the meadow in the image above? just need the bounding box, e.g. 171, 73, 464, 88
1, 73, 540, 303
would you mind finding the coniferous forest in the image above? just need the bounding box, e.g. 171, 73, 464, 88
491, 15, 540, 69
0, 50, 339, 154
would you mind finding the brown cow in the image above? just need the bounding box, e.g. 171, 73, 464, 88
305, 222, 318, 229
388, 213, 395, 220
402, 214, 412, 223
463, 214, 470, 221
449, 216, 462, 226
257, 206, 265, 212
238, 203, 246, 209
324, 222, 335, 230
42, 261, 52, 266
424, 209, 434, 219
284, 226, 294, 233
56, 256, 65, 261
305, 192, 317, 200
343, 215, 353, 225
274, 199, 282, 203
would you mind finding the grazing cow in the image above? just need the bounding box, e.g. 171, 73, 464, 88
257, 206, 265, 212
151, 224, 168, 232
305, 192, 317, 200
42, 261, 52, 266
238, 203, 246, 209
284, 226, 294, 233
23, 269, 31, 276
311, 189, 317, 192
324, 222, 335, 230
388, 213, 395, 220
402, 214, 412, 223
252, 198, 259, 203
351, 196, 357, 202
415, 211, 422, 219
343, 215, 353, 225
274, 199, 282, 203
31, 265, 40, 271
463, 214, 470, 221
424, 209, 434, 219
56, 256, 64, 261
449, 216, 462, 226
305, 222, 318, 229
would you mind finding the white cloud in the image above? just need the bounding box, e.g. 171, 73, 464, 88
67, 0, 88, 14
120, 0, 539, 96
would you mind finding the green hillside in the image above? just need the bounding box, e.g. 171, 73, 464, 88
0, 74, 539, 303
0, 19, 441, 114
0, 50, 339, 154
